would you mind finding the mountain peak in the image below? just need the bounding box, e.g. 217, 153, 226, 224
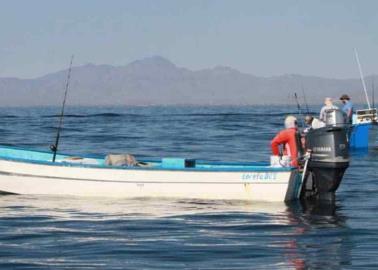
128, 56, 176, 69
212, 65, 240, 73
0, 56, 374, 106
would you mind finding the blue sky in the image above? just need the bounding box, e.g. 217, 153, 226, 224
0, 0, 377, 78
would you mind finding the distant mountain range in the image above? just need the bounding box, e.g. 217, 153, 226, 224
0, 56, 376, 106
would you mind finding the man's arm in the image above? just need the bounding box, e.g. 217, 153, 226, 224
271, 131, 288, 155
347, 107, 353, 118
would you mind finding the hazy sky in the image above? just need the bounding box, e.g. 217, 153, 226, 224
1, 0, 377, 79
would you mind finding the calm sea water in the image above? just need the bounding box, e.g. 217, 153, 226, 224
0, 105, 377, 269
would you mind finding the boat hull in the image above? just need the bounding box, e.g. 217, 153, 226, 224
0, 158, 300, 202
350, 122, 378, 148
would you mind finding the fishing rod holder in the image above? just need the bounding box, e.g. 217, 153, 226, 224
50, 144, 57, 152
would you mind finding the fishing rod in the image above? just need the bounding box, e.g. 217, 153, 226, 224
294, 92, 302, 113
372, 79, 375, 108
51, 55, 74, 162
354, 48, 371, 109
301, 85, 310, 114
294, 92, 305, 127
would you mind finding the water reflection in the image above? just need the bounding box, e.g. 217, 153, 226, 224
350, 146, 378, 159
284, 199, 351, 270
0, 195, 352, 269
0, 195, 277, 217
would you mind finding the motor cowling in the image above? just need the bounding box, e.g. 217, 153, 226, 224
302, 110, 350, 200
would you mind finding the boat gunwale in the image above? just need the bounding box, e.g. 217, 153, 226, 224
0, 145, 294, 173
353, 121, 378, 127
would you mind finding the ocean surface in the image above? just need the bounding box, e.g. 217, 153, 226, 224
0, 105, 377, 269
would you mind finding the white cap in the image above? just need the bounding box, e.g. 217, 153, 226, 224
285, 115, 297, 129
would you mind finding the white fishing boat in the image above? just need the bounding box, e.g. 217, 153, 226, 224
0, 104, 351, 202
0, 105, 353, 202
0, 146, 303, 202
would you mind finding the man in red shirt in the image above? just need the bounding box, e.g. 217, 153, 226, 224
271, 115, 299, 167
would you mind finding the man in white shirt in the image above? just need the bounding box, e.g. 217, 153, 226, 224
319, 97, 339, 122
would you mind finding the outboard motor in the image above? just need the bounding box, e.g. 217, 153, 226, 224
302, 109, 349, 201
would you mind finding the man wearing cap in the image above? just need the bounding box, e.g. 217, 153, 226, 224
271, 115, 299, 167
340, 94, 354, 123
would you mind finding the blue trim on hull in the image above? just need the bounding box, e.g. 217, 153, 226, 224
0, 145, 294, 173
